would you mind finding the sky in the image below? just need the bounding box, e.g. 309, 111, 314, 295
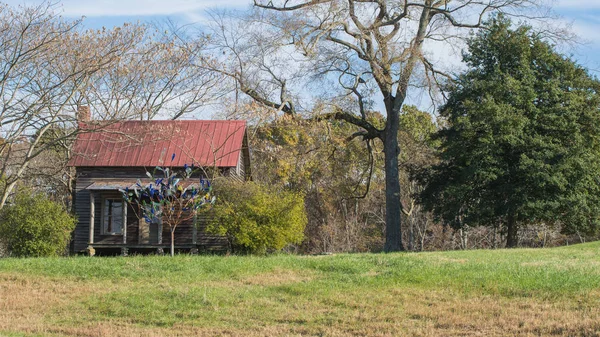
2, 0, 600, 115
553, 0, 600, 74
2, 0, 598, 73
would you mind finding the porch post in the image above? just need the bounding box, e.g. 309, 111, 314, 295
138, 204, 142, 244
122, 200, 127, 244
192, 214, 198, 245
121, 200, 128, 256
156, 218, 164, 255
89, 192, 95, 244
87, 192, 95, 256
158, 218, 163, 244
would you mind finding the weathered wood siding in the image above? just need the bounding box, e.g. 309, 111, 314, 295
226, 132, 251, 182
73, 186, 92, 252
196, 213, 229, 251
241, 131, 252, 180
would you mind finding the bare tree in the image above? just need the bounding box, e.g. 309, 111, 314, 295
81, 21, 220, 121
0, 2, 135, 208
204, 10, 308, 120
0, 3, 219, 209
207, 0, 550, 251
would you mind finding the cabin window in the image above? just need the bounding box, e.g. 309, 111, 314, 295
102, 199, 124, 235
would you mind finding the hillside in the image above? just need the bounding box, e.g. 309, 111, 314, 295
1, 243, 599, 336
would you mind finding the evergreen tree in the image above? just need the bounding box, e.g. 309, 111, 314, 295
420, 16, 600, 247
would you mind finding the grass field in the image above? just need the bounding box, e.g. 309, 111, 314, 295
1, 242, 599, 337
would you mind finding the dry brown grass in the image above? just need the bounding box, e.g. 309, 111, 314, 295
1, 272, 599, 337
2, 244, 600, 337
395, 290, 600, 337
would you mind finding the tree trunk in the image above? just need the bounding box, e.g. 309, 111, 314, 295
506, 214, 518, 248
408, 220, 414, 251
383, 112, 404, 252
459, 228, 468, 250
170, 229, 175, 257
419, 222, 427, 252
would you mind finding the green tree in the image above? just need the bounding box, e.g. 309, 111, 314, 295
208, 180, 306, 254
0, 189, 76, 257
420, 16, 600, 248
398, 106, 439, 251
209, 0, 545, 252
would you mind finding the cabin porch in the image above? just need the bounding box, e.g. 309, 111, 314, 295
83, 186, 227, 256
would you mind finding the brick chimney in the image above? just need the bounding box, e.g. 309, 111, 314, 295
77, 105, 91, 122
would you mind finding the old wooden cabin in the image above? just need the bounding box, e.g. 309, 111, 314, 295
68, 109, 251, 255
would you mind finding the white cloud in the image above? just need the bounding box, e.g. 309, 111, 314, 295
3, 0, 251, 17
569, 21, 600, 72
572, 21, 600, 42
554, 0, 600, 10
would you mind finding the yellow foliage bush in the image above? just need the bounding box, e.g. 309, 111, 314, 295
208, 180, 306, 254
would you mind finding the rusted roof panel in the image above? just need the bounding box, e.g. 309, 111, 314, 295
85, 180, 134, 190
69, 120, 246, 168
85, 179, 203, 190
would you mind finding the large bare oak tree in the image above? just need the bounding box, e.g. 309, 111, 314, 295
216, 0, 548, 251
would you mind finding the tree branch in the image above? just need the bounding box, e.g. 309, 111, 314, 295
315, 108, 381, 140
254, 0, 332, 11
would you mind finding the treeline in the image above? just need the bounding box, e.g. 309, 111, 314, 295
2, 2, 600, 255
242, 16, 600, 253
245, 106, 436, 253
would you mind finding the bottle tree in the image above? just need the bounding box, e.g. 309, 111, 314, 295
121, 154, 215, 256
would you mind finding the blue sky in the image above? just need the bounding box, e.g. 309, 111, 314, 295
554, 0, 600, 74
3, 0, 599, 75
3, 0, 599, 76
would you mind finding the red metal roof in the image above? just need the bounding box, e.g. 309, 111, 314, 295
68, 120, 246, 168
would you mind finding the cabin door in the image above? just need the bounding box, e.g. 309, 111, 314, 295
149, 220, 160, 244
134, 204, 160, 244
138, 220, 160, 244
139, 218, 151, 244
134, 203, 152, 244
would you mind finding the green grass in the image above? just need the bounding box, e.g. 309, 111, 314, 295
3, 242, 598, 296
1, 242, 599, 336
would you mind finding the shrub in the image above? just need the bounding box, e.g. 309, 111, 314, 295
208, 180, 306, 254
0, 190, 76, 257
